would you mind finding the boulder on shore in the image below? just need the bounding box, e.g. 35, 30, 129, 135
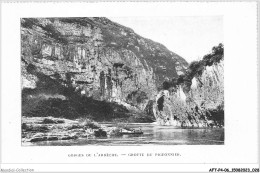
22, 116, 108, 144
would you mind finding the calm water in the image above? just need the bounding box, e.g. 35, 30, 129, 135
27, 123, 224, 146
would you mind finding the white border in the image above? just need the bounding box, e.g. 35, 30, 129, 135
0, 1, 259, 172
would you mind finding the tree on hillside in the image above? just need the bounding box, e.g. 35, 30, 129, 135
203, 43, 224, 66
176, 43, 224, 90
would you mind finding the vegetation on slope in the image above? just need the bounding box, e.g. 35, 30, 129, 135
22, 62, 155, 122
161, 43, 224, 92
152, 43, 224, 127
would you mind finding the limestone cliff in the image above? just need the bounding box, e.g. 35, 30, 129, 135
21, 17, 188, 120
187, 60, 224, 110
152, 44, 224, 127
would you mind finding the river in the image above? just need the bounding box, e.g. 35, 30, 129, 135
28, 123, 224, 146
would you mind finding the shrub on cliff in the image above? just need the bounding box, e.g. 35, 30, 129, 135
126, 90, 148, 105
21, 18, 39, 29
176, 43, 224, 92
43, 24, 68, 44
203, 43, 224, 66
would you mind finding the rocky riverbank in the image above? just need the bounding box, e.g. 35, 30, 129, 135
22, 116, 123, 144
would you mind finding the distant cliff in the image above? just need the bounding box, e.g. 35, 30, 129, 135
21, 17, 188, 121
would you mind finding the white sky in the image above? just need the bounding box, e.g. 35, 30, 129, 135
109, 16, 223, 63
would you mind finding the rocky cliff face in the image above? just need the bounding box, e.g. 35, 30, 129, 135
21, 17, 188, 116
153, 59, 224, 127
187, 60, 224, 110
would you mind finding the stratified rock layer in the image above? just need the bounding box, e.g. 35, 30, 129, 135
188, 60, 224, 110
21, 17, 188, 111
153, 60, 224, 127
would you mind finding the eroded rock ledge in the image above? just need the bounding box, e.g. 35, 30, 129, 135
22, 116, 120, 143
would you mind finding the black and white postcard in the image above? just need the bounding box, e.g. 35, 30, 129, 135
0, 1, 259, 172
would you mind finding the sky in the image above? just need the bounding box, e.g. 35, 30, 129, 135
109, 16, 223, 63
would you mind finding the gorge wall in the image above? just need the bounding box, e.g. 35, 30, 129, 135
187, 60, 224, 110
21, 17, 188, 121
153, 44, 224, 127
